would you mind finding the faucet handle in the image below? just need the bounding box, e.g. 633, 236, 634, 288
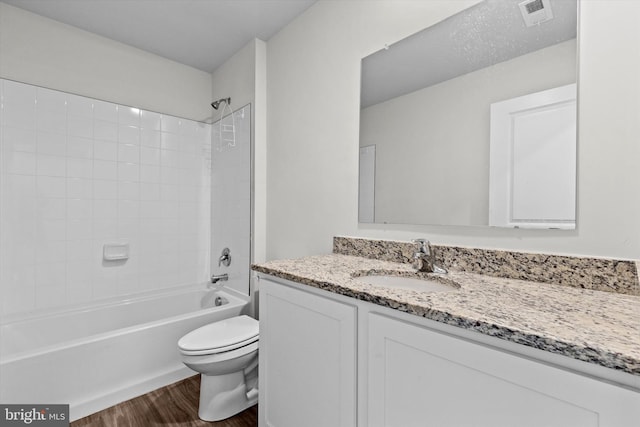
412, 238, 431, 254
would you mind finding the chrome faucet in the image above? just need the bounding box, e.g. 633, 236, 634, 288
412, 239, 447, 274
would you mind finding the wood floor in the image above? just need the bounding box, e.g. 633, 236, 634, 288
71, 376, 257, 427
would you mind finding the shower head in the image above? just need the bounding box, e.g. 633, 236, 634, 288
211, 97, 231, 110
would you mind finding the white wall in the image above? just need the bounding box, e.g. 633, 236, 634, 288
211, 39, 268, 266
266, 0, 640, 260
0, 3, 212, 122
361, 39, 576, 226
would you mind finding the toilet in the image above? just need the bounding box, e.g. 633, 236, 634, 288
178, 315, 259, 421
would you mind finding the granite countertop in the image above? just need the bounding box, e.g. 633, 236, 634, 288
252, 254, 640, 376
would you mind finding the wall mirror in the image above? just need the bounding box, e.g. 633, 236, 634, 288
359, 0, 578, 229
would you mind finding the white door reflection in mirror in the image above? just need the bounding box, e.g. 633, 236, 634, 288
489, 84, 577, 229
359, 145, 376, 223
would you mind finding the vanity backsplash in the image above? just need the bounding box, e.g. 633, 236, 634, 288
333, 237, 639, 296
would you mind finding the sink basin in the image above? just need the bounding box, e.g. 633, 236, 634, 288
355, 275, 457, 293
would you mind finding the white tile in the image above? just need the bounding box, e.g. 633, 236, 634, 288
67, 136, 93, 158
140, 165, 160, 184
118, 219, 140, 238
5, 174, 37, 199
93, 159, 117, 180
160, 184, 180, 201
67, 178, 93, 199
160, 201, 179, 219
93, 100, 118, 122
3, 80, 36, 106
93, 199, 117, 219
36, 110, 66, 134
118, 106, 140, 127
117, 273, 140, 295
93, 140, 118, 161
36, 239, 66, 263
92, 269, 118, 300
5, 196, 37, 222
1, 270, 36, 315
66, 262, 94, 304
4, 151, 36, 175
140, 110, 161, 131
119, 125, 140, 145
161, 132, 181, 151
3, 127, 37, 152
140, 182, 160, 200
37, 153, 66, 177
160, 115, 180, 133
140, 200, 162, 218
93, 219, 118, 239
94, 119, 118, 142
3, 103, 36, 129
67, 94, 93, 118
37, 218, 67, 241
160, 167, 181, 185
140, 146, 160, 165
118, 143, 140, 163
118, 200, 140, 219
160, 149, 180, 168
35, 283, 66, 310
36, 87, 67, 112
67, 219, 92, 240
118, 162, 139, 182
140, 129, 161, 148
67, 157, 93, 179
94, 179, 118, 199
67, 198, 93, 219
118, 181, 140, 200
36, 198, 67, 219
66, 239, 94, 261
37, 131, 66, 156
68, 116, 93, 138
37, 176, 66, 198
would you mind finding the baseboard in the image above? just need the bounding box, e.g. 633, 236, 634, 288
70, 366, 195, 421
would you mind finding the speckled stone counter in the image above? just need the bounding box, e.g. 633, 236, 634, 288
252, 254, 640, 376
334, 236, 640, 295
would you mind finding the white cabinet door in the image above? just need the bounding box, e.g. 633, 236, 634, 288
259, 278, 357, 427
368, 313, 639, 427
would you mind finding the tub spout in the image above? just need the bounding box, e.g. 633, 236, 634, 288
210, 274, 228, 285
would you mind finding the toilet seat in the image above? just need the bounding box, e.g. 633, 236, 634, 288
178, 315, 259, 356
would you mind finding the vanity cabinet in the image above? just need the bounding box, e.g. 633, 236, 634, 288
259, 278, 357, 427
368, 313, 639, 427
259, 276, 640, 427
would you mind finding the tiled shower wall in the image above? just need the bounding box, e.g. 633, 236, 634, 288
0, 79, 212, 317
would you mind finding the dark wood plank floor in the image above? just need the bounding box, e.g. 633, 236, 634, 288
71, 375, 257, 427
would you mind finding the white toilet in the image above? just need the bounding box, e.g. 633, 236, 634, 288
178, 315, 259, 421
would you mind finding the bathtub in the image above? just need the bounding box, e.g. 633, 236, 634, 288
0, 284, 250, 421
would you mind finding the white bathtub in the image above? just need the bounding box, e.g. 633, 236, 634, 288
0, 284, 250, 421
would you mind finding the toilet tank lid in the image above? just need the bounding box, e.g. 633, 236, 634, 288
178, 315, 259, 352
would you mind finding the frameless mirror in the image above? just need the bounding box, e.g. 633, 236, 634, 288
359, 0, 578, 229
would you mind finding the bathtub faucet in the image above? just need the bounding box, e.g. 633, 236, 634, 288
210, 274, 228, 285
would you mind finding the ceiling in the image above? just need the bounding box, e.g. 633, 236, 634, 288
1, 0, 317, 73
361, 0, 577, 108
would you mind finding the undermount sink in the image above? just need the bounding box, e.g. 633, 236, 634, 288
355, 275, 458, 293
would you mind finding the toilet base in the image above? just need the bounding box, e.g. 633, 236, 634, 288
198, 370, 258, 421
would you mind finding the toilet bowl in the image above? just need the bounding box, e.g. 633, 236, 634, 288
178, 315, 259, 421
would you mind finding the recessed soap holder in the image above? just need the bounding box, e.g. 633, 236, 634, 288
103, 243, 130, 261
